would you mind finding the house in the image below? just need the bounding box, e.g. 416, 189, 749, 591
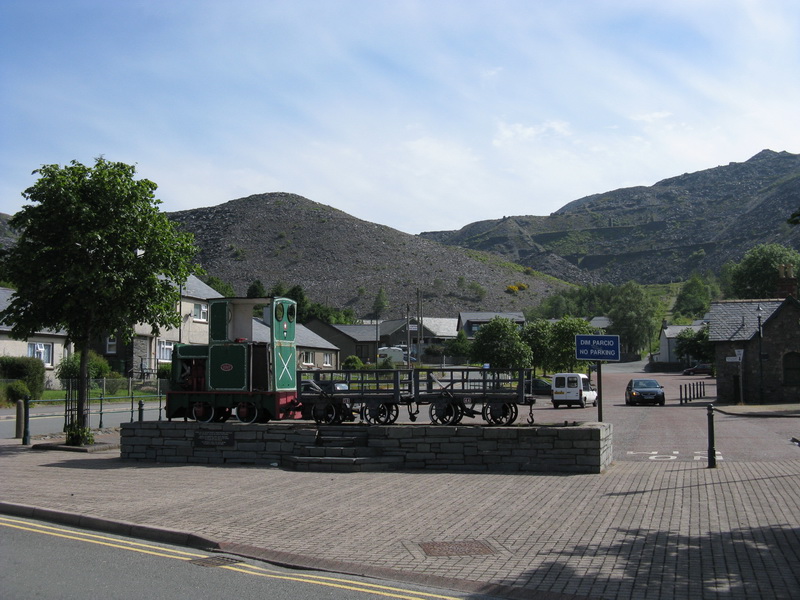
457, 312, 525, 339
304, 319, 378, 364
708, 297, 800, 403
655, 324, 705, 365
378, 317, 459, 354
99, 275, 223, 377
0, 287, 72, 387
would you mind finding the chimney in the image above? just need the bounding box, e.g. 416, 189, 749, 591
775, 264, 799, 298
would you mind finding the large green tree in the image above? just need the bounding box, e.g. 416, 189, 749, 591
521, 318, 553, 375
672, 273, 713, 319
727, 243, 800, 299
0, 158, 198, 438
547, 315, 594, 373
607, 281, 660, 355
470, 317, 532, 369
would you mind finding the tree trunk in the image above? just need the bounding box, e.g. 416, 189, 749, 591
77, 342, 90, 430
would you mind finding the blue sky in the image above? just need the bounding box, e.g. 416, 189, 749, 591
2, 1, 799, 234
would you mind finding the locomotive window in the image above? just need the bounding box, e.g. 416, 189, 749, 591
287, 304, 296, 322
274, 302, 285, 321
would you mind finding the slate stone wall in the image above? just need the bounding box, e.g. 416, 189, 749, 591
121, 421, 613, 474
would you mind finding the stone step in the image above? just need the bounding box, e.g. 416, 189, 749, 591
298, 445, 381, 458
285, 455, 397, 473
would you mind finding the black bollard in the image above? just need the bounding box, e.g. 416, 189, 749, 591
22, 396, 31, 446
707, 404, 717, 468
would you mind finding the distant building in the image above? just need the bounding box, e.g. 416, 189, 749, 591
457, 312, 525, 339
709, 297, 800, 403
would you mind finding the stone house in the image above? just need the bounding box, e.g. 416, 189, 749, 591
708, 297, 800, 403
304, 319, 377, 364
457, 312, 525, 339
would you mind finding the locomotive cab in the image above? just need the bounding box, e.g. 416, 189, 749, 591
166, 297, 300, 423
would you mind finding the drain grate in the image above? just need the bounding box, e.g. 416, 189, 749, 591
419, 540, 495, 557
188, 556, 244, 568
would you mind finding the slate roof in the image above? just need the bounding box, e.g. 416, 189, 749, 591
421, 317, 459, 338
251, 319, 338, 350
331, 324, 377, 343
708, 299, 783, 342
458, 312, 525, 324
663, 324, 704, 339
181, 275, 224, 300
0, 287, 67, 335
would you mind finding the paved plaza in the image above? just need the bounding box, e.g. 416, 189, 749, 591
1, 406, 799, 600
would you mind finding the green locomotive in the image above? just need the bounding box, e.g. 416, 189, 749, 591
166, 296, 301, 423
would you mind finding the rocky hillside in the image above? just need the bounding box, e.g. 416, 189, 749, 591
3, 149, 798, 318
167, 193, 569, 319
422, 150, 800, 284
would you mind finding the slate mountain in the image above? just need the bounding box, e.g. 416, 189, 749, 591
422, 150, 800, 286
1, 150, 798, 319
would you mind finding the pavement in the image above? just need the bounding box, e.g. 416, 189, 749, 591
2, 403, 799, 600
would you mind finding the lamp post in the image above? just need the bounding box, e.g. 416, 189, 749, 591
756, 304, 764, 405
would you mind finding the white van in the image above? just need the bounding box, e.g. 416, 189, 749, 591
377, 347, 404, 364
551, 373, 598, 408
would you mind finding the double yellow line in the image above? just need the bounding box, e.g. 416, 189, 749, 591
0, 516, 463, 600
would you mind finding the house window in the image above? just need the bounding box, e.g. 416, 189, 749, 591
106, 336, 117, 354
300, 351, 314, 365
28, 342, 54, 367
323, 352, 333, 367
193, 303, 209, 322
157, 340, 174, 362
784, 352, 800, 386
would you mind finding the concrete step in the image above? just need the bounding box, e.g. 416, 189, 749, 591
284, 455, 399, 473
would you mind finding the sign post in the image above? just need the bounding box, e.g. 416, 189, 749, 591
575, 334, 621, 422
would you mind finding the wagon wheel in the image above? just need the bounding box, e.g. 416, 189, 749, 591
312, 402, 339, 425
361, 404, 380, 425
213, 407, 232, 423
429, 401, 459, 425
482, 402, 518, 426
380, 402, 400, 425
235, 402, 259, 424
192, 402, 214, 423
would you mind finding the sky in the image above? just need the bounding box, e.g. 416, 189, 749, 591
2, 1, 799, 235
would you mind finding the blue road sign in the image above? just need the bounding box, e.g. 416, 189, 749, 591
575, 334, 621, 362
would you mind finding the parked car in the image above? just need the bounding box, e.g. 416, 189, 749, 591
682, 363, 713, 376
551, 373, 597, 408
625, 379, 666, 406
299, 380, 349, 395
525, 377, 552, 395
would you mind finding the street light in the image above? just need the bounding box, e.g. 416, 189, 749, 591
756, 304, 764, 405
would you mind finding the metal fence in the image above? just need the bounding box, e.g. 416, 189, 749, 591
4, 377, 169, 432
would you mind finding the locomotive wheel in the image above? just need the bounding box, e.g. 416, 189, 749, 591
429, 402, 458, 425
192, 402, 215, 423
483, 402, 518, 426
313, 402, 339, 425
235, 402, 259, 424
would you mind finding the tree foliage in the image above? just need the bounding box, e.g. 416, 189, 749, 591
0, 158, 198, 433
546, 315, 594, 373
726, 243, 800, 299
675, 325, 713, 365
246, 279, 267, 298
470, 317, 532, 368
521, 318, 553, 375
444, 329, 472, 358
203, 276, 235, 297
672, 273, 716, 319
606, 282, 660, 355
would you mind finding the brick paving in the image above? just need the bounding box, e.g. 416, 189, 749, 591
2, 424, 799, 599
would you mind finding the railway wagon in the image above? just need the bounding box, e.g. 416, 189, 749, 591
166, 296, 300, 424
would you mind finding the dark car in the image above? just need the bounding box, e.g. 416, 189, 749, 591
625, 378, 666, 406
299, 380, 349, 395
682, 363, 712, 375
525, 378, 552, 395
